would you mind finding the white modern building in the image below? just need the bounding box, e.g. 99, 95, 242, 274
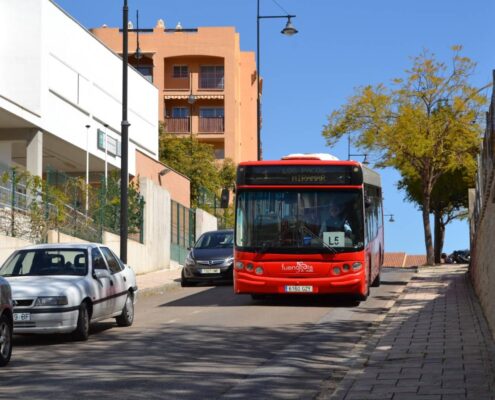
0, 0, 158, 180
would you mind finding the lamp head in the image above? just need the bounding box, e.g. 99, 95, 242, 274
388, 215, 395, 223
281, 17, 298, 36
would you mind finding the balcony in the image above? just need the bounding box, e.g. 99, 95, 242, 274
199, 117, 224, 133
165, 117, 190, 133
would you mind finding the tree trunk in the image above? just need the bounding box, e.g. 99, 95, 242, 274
433, 211, 446, 264
422, 186, 435, 265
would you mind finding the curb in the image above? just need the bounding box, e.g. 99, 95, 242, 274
317, 267, 417, 400
137, 280, 181, 298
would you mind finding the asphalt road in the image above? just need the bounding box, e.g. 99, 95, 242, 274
2, 269, 415, 400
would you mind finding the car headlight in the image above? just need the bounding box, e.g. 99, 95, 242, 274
225, 256, 234, 265
185, 254, 195, 266
35, 296, 68, 306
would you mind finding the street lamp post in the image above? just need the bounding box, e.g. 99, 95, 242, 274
121, 0, 130, 263
256, 0, 297, 160
384, 214, 395, 223
104, 124, 109, 187
85, 124, 90, 216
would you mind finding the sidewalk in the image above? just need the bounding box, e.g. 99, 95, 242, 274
136, 266, 182, 294
328, 265, 495, 400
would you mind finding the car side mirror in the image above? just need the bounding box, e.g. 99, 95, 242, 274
93, 268, 111, 280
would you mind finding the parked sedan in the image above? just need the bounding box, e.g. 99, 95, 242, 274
0, 276, 13, 366
0, 243, 137, 341
181, 229, 234, 286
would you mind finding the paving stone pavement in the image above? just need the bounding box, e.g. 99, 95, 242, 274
327, 265, 495, 400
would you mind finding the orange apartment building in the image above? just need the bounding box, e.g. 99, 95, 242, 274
92, 21, 258, 165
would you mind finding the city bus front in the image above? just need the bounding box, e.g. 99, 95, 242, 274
234, 162, 368, 298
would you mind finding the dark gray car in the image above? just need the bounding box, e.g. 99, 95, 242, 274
181, 230, 234, 286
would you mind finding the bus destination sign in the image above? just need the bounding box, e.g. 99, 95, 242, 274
237, 165, 363, 186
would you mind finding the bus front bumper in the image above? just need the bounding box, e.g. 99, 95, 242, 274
235, 272, 364, 295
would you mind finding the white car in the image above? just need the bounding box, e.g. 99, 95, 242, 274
0, 243, 137, 341
0, 276, 13, 366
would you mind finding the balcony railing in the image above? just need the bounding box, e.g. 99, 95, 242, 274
165, 117, 190, 133
199, 117, 224, 133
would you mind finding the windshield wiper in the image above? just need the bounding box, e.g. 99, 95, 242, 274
299, 224, 337, 254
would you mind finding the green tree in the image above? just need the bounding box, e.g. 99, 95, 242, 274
398, 167, 474, 263
159, 126, 237, 209
322, 46, 488, 265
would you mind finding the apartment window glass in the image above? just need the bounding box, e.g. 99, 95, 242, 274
200, 66, 224, 89
173, 65, 189, 79
214, 148, 225, 159
137, 66, 153, 83
172, 107, 190, 118
199, 108, 224, 118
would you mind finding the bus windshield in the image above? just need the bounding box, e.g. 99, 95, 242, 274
235, 189, 365, 253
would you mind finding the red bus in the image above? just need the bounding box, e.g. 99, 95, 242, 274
234, 153, 384, 300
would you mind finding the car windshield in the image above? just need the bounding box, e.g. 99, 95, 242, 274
235, 189, 365, 253
195, 231, 234, 249
0, 249, 88, 277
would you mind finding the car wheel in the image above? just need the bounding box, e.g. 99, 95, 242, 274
181, 270, 194, 287
0, 314, 12, 367
73, 302, 90, 341
116, 293, 134, 327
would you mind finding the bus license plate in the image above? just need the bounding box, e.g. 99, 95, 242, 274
285, 285, 313, 293
14, 313, 31, 322
200, 268, 221, 274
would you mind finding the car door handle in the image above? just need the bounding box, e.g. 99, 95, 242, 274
123, 276, 127, 282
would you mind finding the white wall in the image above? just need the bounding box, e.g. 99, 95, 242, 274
0, 0, 159, 176
0, 235, 33, 266
195, 209, 218, 239
0, 0, 43, 118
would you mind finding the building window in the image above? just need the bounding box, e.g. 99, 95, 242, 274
172, 107, 190, 118
214, 148, 225, 159
137, 66, 153, 83
199, 108, 224, 118
199, 66, 224, 89
173, 65, 189, 79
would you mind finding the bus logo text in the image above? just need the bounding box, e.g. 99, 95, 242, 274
281, 262, 314, 273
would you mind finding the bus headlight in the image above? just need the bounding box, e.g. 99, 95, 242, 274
246, 263, 254, 272
332, 267, 341, 275
352, 262, 362, 271
235, 261, 244, 271
342, 264, 350, 272
255, 266, 264, 275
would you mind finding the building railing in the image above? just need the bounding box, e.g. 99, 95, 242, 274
471, 71, 495, 240
199, 117, 224, 133
165, 117, 190, 133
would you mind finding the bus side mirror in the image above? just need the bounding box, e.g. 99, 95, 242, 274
365, 197, 372, 208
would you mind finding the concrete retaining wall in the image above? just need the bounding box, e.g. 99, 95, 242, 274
195, 209, 218, 239
0, 235, 32, 265
471, 180, 495, 339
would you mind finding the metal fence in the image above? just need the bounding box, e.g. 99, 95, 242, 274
0, 167, 144, 244
170, 200, 195, 265
471, 72, 495, 239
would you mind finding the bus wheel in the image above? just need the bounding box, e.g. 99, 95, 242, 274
357, 268, 371, 301
371, 270, 381, 287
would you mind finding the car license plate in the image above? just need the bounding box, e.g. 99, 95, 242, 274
14, 313, 31, 322
200, 268, 221, 274
285, 285, 313, 293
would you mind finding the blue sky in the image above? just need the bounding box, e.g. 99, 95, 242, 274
55, 0, 495, 254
